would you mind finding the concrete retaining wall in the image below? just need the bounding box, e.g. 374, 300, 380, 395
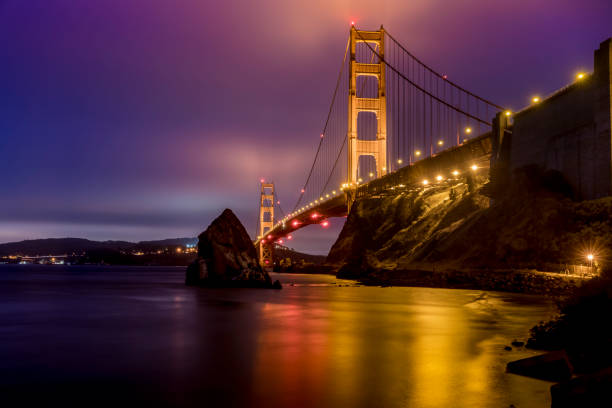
509, 39, 612, 200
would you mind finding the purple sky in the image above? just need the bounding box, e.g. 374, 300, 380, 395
1, 0, 611, 254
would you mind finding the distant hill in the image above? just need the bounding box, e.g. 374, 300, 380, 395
275, 246, 326, 265
0, 237, 197, 256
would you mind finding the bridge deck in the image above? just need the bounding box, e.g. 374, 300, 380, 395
257, 133, 492, 245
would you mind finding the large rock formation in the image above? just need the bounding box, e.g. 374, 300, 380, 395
328, 165, 612, 284
186, 209, 280, 288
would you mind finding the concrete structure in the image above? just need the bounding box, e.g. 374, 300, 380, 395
347, 27, 387, 184
508, 39, 612, 200
258, 182, 274, 266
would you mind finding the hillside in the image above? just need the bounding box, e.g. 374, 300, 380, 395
0, 237, 197, 256
327, 165, 610, 291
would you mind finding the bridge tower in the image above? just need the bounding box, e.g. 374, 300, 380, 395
258, 181, 274, 267
347, 26, 387, 186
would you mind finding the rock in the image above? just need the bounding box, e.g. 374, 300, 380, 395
507, 350, 573, 382
272, 280, 282, 289
550, 367, 612, 407
511, 340, 525, 347
504, 346, 512, 351
186, 209, 280, 289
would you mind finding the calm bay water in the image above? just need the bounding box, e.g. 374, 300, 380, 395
0, 265, 557, 407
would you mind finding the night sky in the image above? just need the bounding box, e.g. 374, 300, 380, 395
1, 0, 611, 254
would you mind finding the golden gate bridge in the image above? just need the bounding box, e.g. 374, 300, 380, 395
255, 24, 508, 265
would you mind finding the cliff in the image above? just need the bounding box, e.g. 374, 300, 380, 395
328, 166, 612, 290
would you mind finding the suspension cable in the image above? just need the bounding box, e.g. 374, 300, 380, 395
384, 29, 504, 110
355, 30, 501, 126
291, 36, 350, 212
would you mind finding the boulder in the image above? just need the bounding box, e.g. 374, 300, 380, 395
550, 367, 612, 407
186, 209, 280, 289
506, 350, 573, 382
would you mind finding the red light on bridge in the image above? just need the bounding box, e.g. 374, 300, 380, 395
311, 213, 320, 219
320, 133, 324, 138
301, 188, 305, 193
351, 21, 355, 26
277, 239, 284, 244
292, 220, 300, 227
287, 235, 293, 240
265, 260, 269, 264
267, 235, 272, 239
260, 178, 265, 183
321, 220, 330, 228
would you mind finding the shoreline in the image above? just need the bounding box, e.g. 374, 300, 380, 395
335, 266, 589, 296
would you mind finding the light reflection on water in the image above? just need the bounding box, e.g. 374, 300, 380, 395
0, 266, 555, 407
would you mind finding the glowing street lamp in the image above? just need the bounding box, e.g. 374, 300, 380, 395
504, 110, 512, 117
576, 72, 586, 80
397, 159, 403, 164
436, 175, 443, 181
422, 179, 429, 185
452, 170, 459, 176
465, 127, 472, 134
437, 140, 444, 146
532, 96, 540, 104
471, 164, 478, 171
415, 150, 421, 157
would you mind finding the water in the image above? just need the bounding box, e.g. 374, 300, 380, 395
0, 265, 557, 407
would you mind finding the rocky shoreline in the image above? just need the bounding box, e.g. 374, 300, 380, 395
338, 267, 587, 296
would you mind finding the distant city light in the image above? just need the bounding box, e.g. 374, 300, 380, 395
471, 165, 478, 171
397, 159, 403, 164
504, 110, 512, 117
369, 172, 374, 177
382, 166, 387, 171
436, 175, 443, 181
437, 140, 444, 146
465, 127, 472, 134
532, 96, 540, 103
415, 150, 421, 157
452, 170, 459, 176
422, 179, 429, 185
321, 220, 330, 227
587, 253, 594, 261
576, 72, 586, 80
